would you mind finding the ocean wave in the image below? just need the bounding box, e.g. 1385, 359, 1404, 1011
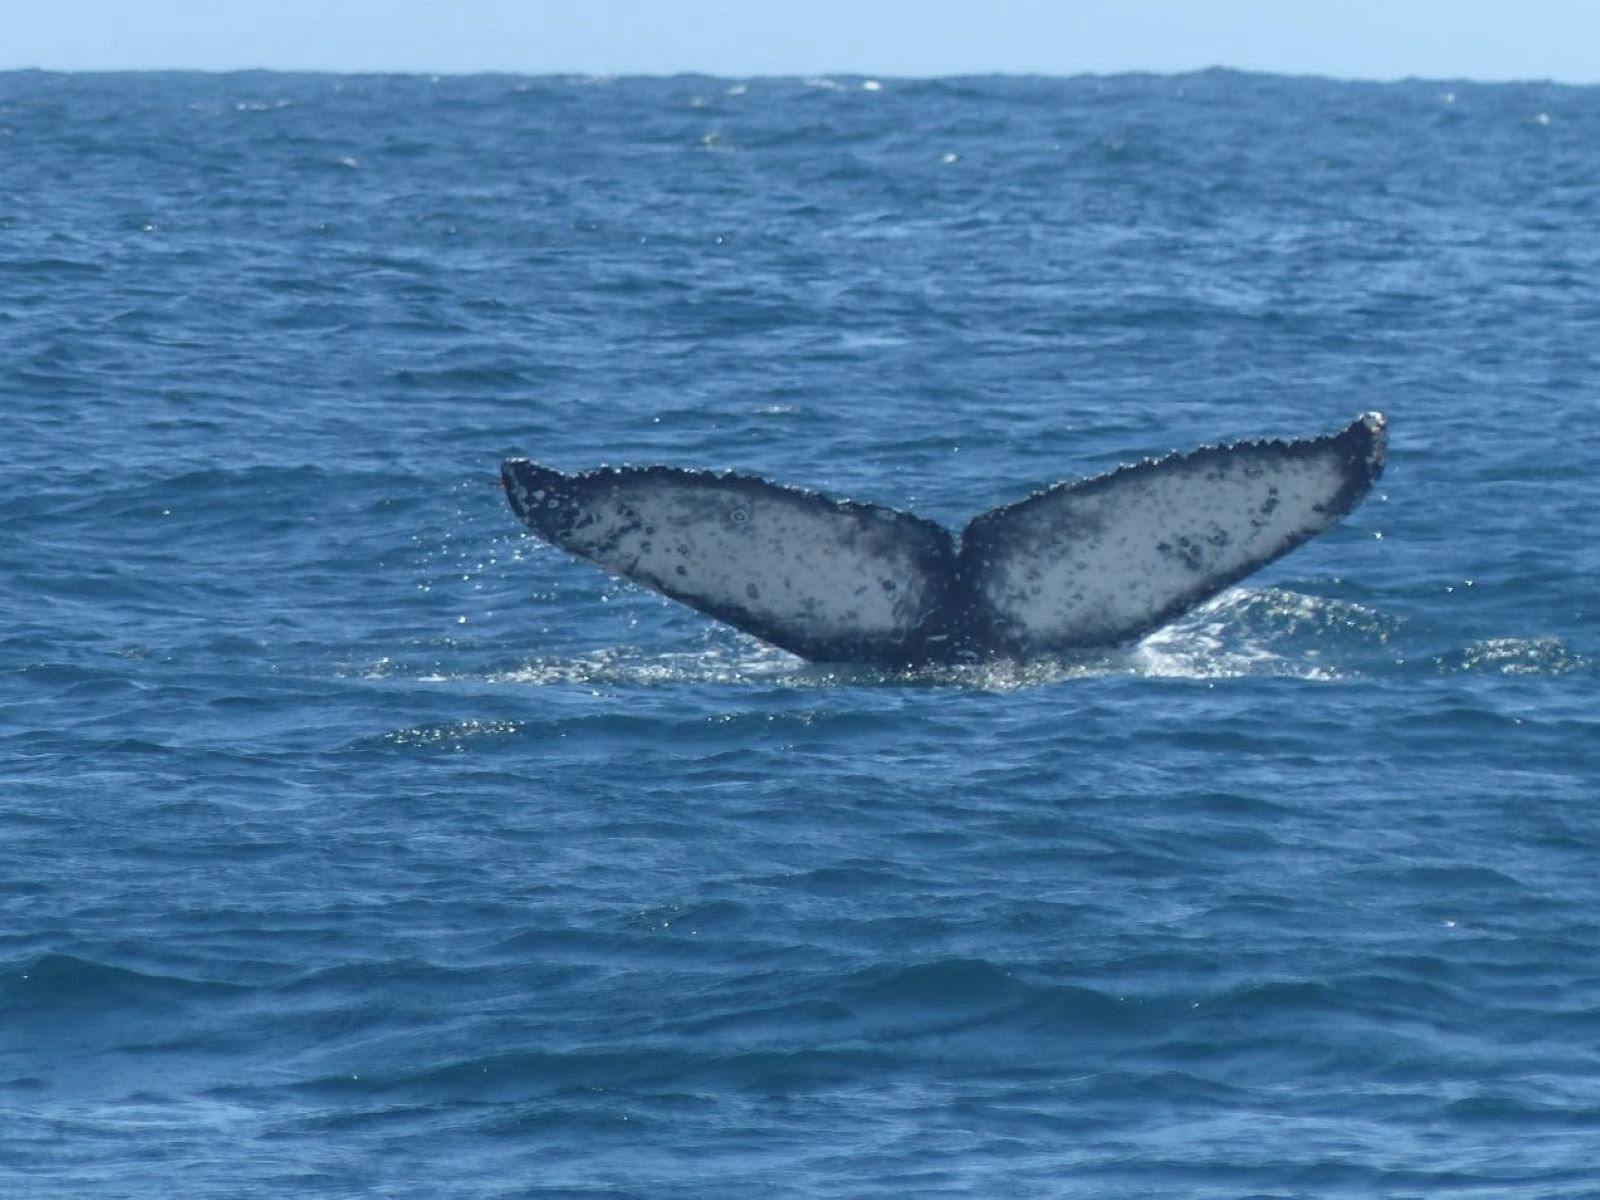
1, 953, 249, 1011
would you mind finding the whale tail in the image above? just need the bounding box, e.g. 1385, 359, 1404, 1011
502, 412, 1387, 664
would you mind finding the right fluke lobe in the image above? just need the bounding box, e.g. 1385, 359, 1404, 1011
955, 412, 1389, 656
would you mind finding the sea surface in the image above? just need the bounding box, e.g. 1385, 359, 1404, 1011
1, 69, 1597, 1197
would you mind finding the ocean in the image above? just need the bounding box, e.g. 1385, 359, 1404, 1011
1, 69, 1596, 1197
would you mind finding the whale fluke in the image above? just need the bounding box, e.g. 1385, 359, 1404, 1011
503, 412, 1387, 665
500, 459, 959, 662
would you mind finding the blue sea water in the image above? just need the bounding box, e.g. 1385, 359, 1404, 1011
1, 68, 1597, 1197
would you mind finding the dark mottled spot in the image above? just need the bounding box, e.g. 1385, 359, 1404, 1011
676, 565, 687, 577
746, 582, 760, 600
881, 579, 897, 593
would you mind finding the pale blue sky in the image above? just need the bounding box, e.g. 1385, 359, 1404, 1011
3, 0, 1595, 81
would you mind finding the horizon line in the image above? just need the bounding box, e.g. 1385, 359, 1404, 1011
0, 64, 1593, 87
